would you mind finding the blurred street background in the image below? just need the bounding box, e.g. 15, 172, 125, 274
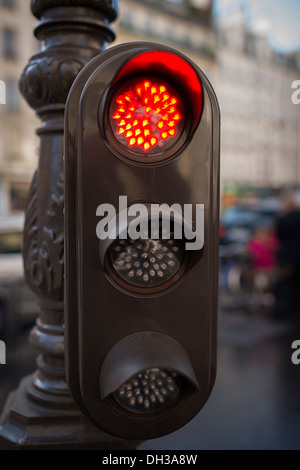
1, 0, 300, 450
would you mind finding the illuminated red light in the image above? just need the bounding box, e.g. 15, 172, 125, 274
109, 77, 184, 155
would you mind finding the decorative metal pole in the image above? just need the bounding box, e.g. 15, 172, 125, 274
0, 0, 138, 449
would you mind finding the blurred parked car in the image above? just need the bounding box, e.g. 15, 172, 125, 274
220, 199, 281, 247
0, 213, 39, 338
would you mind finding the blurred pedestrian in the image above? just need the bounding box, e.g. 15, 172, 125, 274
247, 225, 278, 304
273, 192, 300, 320
248, 226, 278, 273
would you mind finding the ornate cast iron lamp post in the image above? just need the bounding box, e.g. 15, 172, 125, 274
0, 0, 138, 449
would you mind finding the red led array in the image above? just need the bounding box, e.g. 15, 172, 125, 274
111, 79, 183, 153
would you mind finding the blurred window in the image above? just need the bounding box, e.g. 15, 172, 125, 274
10, 184, 29, 211
144, 18, 152, 35
5, 79, 19, 112
0, 231, 22, 254
120, 11, 133, 28
3, 28, 17, 59
1, 0, 15, 7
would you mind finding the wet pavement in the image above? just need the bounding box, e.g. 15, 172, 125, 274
1, 311, 300, 450
140, 313, 300, 450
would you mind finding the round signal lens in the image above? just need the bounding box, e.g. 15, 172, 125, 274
109, 77, 185, 156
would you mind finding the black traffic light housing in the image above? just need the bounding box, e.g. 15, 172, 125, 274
65, 42, 220, 440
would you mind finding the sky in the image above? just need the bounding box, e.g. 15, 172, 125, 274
213, 0, 300, 52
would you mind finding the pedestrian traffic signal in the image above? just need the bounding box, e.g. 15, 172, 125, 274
65, 42, 220, 440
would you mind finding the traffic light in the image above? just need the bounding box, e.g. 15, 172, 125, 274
65, 42, 220, 440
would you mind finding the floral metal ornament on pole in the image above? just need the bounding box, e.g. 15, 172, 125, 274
0, 0, 138, 450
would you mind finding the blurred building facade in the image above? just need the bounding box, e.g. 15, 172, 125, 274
0, 0, 300, 216
0, 0, 38, 215
216, 10, 300, 190
114, 0, 215, 78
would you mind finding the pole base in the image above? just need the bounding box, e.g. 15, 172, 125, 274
0, 375, 139, 450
